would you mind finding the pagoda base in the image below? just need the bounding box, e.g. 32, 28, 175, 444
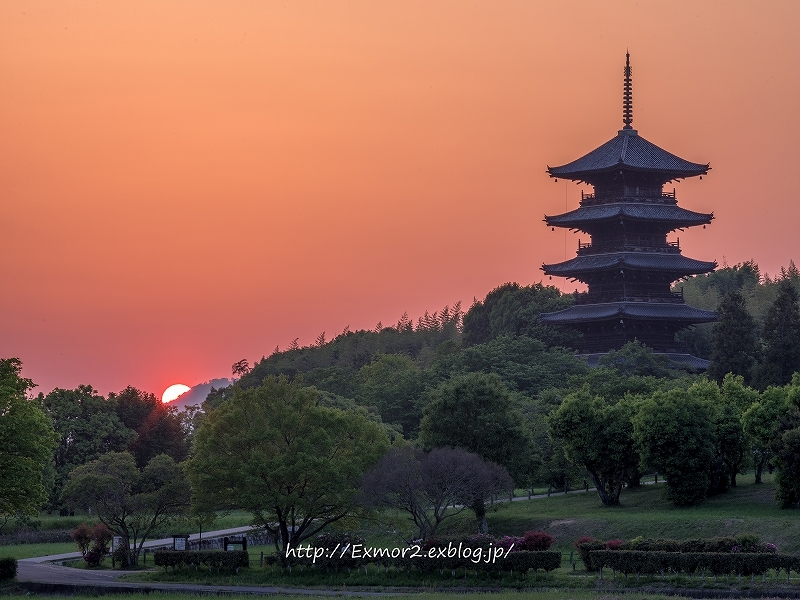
579, 352, 710, 371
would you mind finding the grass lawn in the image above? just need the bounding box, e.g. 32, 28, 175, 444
0, 590, 710, 600
0, 542, 76, 560
122, 473, 800, 593
434, 472, 800, 554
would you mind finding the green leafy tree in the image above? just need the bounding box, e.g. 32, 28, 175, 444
418, 372, 535, 484
62, 451, 190, 566
633, 383, 718, 506
707, 291, 759, 384
112, 386, 189, 468
548, 388, 638, 506
462, 282, 577, 348
41, 386, 135, 507
0, 359, 59, 523
358, 354, 427, 437
753, 280, 800, 390
742, 386, 788, 483
597, 341, 674, 377
769, 375, 800, 507
715, 374, 757, 487
187, 376, 389, 557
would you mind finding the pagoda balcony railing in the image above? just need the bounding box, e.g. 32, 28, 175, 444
580, 187, 677, 206
572, 289, 684, 305
577, 239, 680, 255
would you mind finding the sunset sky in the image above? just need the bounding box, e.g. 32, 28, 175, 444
2, 1, 799, 397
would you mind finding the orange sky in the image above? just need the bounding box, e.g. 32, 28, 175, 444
2, 1, 799, 396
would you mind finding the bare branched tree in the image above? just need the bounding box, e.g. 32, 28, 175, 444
359, 446, 512, 540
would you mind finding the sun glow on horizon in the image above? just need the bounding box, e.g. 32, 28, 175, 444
162, 383, 191, 403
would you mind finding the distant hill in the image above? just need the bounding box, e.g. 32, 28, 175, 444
171, 378, 231, 409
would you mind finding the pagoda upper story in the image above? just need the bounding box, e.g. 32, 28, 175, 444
539, 54, 716, 362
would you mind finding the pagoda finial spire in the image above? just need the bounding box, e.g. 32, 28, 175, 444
623, 51, 633, 130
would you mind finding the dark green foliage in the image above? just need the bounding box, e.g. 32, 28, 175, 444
113, 543, 131, 567
154, 550, 249, 571
112, 386, 189, 468
189, 376, 390, 556
238, 305, 463, 388
62, 451, 191, 567
41, 385, 136, 507
707, 291, 759, 384
0, 358, 58, 520
742, 386, 788, 484
548, 389, 638, 506
753, 280, 800, 390
590, 550, 796, 578
681, 260, 761, 299
433, 336, 587, 396
418, 373, 534, 483
358, 354, 428, 437
574, 538, 606, 571
462, 282, 577, 347
0, 557, 17, 580
563, 367, 695, 403
632, 383, 718, 506
770, 380, 800, 507
597, 341, 674, 377
278, 546, 561, 574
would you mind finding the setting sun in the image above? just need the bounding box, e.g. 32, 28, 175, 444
162, 383, 191, 404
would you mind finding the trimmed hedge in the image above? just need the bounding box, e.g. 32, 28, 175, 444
154, 550, 249, 572
0, 557, 17, 580
575, 536, 778, 571
590, 550, 800, 579
273, 549, 561, 574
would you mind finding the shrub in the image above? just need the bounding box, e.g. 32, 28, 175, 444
0, 557, 17, 580
574, 538, 605, 571
84, 549, 103, 568
154, 550, 249, 572
92, 523, 113, 555
496, 535, 525, 552
71, 523, 93, 556
112, 544, 130, 568
606, 538, 624, 550
523, 531, 555, 551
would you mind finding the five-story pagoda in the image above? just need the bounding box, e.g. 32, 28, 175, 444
540, 54, 716, 368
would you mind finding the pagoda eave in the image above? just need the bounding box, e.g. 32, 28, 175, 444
544, 203, 713, 230
540, 302, 717, 325
542, 252, 717, 278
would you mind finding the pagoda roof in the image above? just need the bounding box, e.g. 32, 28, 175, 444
540, 302, 717, 324
542, 252, 716, 278
545, 202, 713, 229
547, 129, 709, 182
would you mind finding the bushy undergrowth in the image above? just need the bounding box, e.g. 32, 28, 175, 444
154, 550, 249, 572
0, 556, 17, 580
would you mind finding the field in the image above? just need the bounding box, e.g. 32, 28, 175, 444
4, 473, 799, 598
113, 472, 800, 594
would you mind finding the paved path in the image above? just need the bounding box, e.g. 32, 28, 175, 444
16, 526, 399, 596
15, 487, 660, 596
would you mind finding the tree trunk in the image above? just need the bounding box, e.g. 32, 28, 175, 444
755, 456, 766, 484
587, 469, 620, 506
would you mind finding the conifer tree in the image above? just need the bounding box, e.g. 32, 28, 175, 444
707, 291, 759, 384
753, 280, 800, 390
